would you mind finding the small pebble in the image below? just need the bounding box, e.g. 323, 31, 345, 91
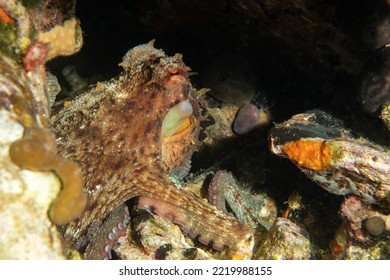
364, 216, 386, 236
233, 104, 260, 134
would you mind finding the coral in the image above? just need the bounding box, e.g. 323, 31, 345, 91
10, 126, 87, 225
10, 127, 58, 169
48, 160, 86, 224
0, 52, 69, 257
2, 0, 390, 261
0, 0, 86, 235
0, 55, 49, 127
0, 0, 31, 59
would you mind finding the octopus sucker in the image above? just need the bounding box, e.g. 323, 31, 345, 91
84, 205, 130, 260
137, 190, 250, 250
53, 42, 253, 258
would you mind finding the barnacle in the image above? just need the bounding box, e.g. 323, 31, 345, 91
10, 126, 86, 224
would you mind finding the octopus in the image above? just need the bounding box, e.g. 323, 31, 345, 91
52, 42, 253, 259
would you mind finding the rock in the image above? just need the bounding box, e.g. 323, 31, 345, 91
254, 218, 311, 260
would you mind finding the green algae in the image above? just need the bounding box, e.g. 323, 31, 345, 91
0, 21, 19, 61
20, 0, 42, 9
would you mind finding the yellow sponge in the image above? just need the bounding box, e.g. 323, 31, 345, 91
10, 126, 86, 224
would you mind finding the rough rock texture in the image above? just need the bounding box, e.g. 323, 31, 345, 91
2, 0, 390, 260
270, 111, 390, 206
128, 209, 212, 260
0, 0, 83, 259
254, 217, 311, 260
0, 110, 64, 259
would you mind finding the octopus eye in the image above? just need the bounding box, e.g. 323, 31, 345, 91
161, 100, 193, 139
169, 68, 180, 76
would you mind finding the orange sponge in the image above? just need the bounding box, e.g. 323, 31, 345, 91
282, 140, 332, 171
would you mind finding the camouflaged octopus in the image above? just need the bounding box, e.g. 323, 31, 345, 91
52, 42, 253, 259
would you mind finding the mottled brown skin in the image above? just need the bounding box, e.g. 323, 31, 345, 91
52, 43, 252, 257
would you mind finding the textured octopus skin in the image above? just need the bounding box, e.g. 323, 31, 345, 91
52, 43, 253, 258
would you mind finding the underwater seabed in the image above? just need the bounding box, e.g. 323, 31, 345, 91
1, 0, 389, 259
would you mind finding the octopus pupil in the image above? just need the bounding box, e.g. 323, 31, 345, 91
169, 69, 180, 76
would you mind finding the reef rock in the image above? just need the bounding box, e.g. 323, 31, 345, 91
254, 217, 311, 260
0, 0, 83, 259
269, 111, 390, 206
0, 110, 64, 259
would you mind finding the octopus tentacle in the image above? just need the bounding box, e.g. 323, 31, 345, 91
84, 205, 130, 260
53, 42, 254, 259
